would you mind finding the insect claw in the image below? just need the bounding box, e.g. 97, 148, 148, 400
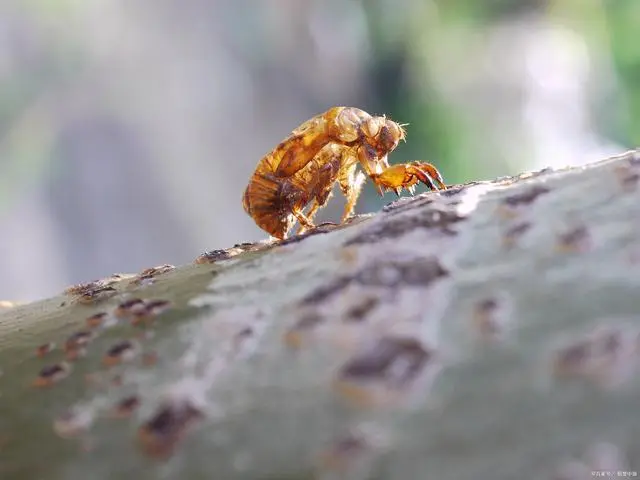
375, 184, 385, 197
393, 188, 401, 197
408, 185, 416, 196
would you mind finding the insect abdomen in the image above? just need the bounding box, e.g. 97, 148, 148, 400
243, 173, 297, 239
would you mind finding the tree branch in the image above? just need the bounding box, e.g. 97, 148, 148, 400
1, 149, 639, 479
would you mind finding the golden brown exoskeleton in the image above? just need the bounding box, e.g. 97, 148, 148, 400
242, 106, 447, 239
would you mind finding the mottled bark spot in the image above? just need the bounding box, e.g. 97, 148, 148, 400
338, 336, 434, 388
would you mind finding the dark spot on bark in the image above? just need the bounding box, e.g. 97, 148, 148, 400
503, 222, 532, 248
592, 328, 624, 358
356, 257, 448, 288
439, 182, 481, 197
321, 430, 370, 465
98, 286, 117, 293
339, 336, 434, 388
332, 433, 366, 455
144, 404, 198, 435
345, 297, 379, 322
64, 331, 94, 351
278, 222, 339, 247
131, 265, 175, 285
300, 257, 448, 306
382, 195, 433, 214
502, 186, 550, 207
505, 222, 531, 238
477, 298, 498, 314
416, 208, 465, 234
33, 362, 72, 386
105, 340, 136, 359
346, 207, 465, 245
602, 331, 622, 356
232, 326, 255, 352
558, 225, 589, 251
554, 341, 590, 376
64, 280, 103, 295
86, 312, 108, 328
145, 299, 172, 314
40, 364, 66, 378
299, 276, 353, 306
113, 395, 141, 417
235, 326, 253, 339
138, 400, 204, 458
615, 164, 639, 191
293, 311, 324, 331
234, 242, 271, 253
233, 327, 255, 349
116, 298, 146, 314
472, 296, 508, 338
519, 167, 553, 180
36, 343, 55, 357
197, 249, 234, 262
139, 264, 175, 277
76, 285, 118, 304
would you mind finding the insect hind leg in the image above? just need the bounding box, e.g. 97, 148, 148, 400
296, 183, 336, 235
292, 208, 315, 233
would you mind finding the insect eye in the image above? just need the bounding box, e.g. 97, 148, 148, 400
379, 126, 393, 149
388, 121, 405, 140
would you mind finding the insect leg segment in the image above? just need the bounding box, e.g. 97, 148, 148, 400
410, 161, 446, 189
354, 144, 390, 197
339, 162, 366, 222
294, 144, 352, 234
299, 179, 335, 231
369, 161, 447, 195
292, 209, 315, 231
296, 200, 321, 235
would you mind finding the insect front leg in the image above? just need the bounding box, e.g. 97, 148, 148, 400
369, 161, 447, 194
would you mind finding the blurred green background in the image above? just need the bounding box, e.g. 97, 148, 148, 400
0, 0, 638, 301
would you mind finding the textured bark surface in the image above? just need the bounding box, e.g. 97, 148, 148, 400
1, 150, 640, 480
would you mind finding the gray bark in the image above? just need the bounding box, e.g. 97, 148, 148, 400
1, 149, 640, 480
